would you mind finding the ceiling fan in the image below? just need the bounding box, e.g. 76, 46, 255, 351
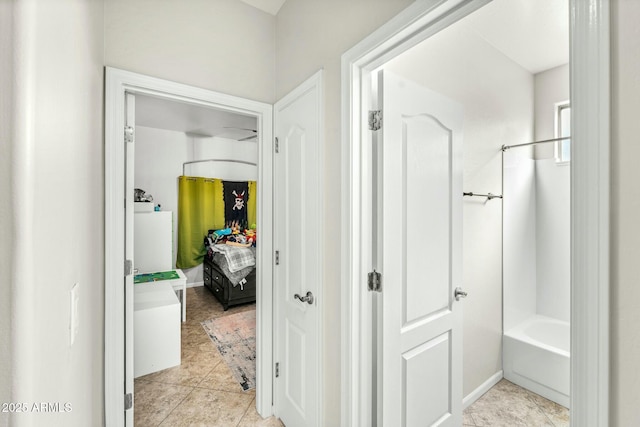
224, 127, 257, 141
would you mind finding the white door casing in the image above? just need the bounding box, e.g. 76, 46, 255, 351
105, 68, 274, 426
274, 70, 324, 427
376, 71, 464, 426
124, 92, 135, 426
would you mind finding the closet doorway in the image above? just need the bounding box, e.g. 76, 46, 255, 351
104, 68, 274, 426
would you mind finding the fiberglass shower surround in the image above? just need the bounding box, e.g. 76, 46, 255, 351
501, 138, 571, 408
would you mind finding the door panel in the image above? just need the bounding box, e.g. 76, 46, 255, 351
285, 318, 306, 412
403, 115, 452, 324
274, 71, 323, 427
285, 126, 305, 302
404, 332, 451, 426
377, 70, 463, 427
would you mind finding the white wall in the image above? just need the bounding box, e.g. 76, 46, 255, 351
135, 127, 190, 273
611, 0, 640, 424
104, 0, 277, 103
190, 137, 258, 181
534, 64, 570, 159
275, 1, 414, 422
10, 0, 105, 426
135, 126, 258, 284
383, 23, 534, 397
503, 153, 538, 331
0, 2, 14, 426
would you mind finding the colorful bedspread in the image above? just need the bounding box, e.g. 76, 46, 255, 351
211, 244, 256, 273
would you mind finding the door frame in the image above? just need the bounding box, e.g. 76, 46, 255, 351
340, 0, 610, 426
104, 67, 274, 426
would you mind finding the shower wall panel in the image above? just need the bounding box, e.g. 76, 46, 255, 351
535, 159, 570, 322
503, 152, 537, 331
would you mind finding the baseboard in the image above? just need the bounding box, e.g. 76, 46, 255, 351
186, 281, 204, 289
463, 370, 503, 409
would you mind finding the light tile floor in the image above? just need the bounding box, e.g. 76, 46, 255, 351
463, 379, 570, 427
136, 288, 568, 427
134, 286, 283, 427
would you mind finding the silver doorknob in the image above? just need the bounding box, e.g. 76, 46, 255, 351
294, 291, 314, 305
454, 287, 468, 301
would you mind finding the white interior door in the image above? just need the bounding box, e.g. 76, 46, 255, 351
274, 71, 323, 427
124, 92, 135, 426
376, 70, 464, 427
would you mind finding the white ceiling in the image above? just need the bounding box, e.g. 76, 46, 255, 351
458, 0, 569, 74
135, 94, 257, 140
239, 0, 287, 16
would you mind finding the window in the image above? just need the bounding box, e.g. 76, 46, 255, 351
555, 102, 571, 163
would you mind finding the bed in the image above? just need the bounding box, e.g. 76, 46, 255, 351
203, 255, 256, 310
203, 242, 256, 310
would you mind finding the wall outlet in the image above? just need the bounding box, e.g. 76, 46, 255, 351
70, 283, 79, 346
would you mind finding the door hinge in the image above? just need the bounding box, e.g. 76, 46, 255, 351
124, 126, 134, 143
368, 270, 382, 292
368, 110, 382, 131
125, 259, 133, 276
275, 362, 280, 378
275, 137, 279, 153
275, 250, 280, 265
124, 392, 133, 410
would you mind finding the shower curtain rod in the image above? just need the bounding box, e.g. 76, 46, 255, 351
182, 158, 257, 175
501, 136, 570, 152
463, 192, 502, 200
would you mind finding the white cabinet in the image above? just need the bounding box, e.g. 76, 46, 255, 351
134, 282, 181, 377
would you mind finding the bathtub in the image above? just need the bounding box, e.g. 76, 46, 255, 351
503, 315, 570, 408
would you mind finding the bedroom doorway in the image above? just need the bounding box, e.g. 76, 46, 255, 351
105, 68, 275, 426
129, 93, 264, 425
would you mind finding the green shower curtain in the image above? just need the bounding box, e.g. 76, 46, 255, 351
247, 180, 257, 228
176, 176, 225, 269
176, 176, 257, 269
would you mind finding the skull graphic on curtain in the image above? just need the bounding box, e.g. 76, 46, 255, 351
223, 181, 249, 229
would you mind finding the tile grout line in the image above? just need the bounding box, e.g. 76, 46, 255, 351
469, 412, 479, 426
235, 396, 257, 427
525, 392, 566, 427
195, 366, 218, 385
192, 383, 252, 395
537, 402, 559, 427
154, 385, 197, 427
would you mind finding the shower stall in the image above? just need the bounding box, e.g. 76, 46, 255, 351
502, 138, 571, 408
